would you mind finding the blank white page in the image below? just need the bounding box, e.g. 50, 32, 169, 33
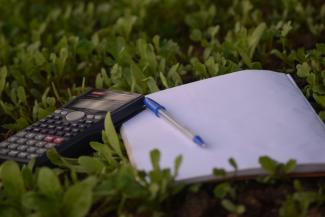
121, 70, 325, 181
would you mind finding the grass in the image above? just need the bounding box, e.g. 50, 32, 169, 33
0, 0, 325, 216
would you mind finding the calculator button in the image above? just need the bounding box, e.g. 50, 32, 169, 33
0, 142, 9, 148
17, 145, 28, 151
25, 133, 36, 139
53, 116, 61, 120
27, 154, 38, 159
35, 141, 46, 147
64, 133, 72, 138
64, 127, 71, 132
56, 132, 64, 136
48, 125, 55, 129
17, 152, 28, 158
94, 115, 104, 120
36, 148, 46, 155
16, 131, 27, 137
86, 115, 94, 119
72, 129, 79, 133
55, 121, 62, 125
56, 126, 63, 130
53, 137, 64, 144
66, 111, 85, 122
8, 143, 19, 149
26, 140, 37, 146
33, 123, 40, 127
8, 136, 18, 142
54, 110, 62, 114
44, 136, 55, 142
63, 122, 70, 126
46, 119, 55, 124
17, 138, 27, 144
61, 111, 68, 115
32, 128, 41, 133
8, 150, 18, 157
48, 130, 56, 135
40, 124, 47, 128
45, 143, 56, 149
85, 120, 93, 124
78, 124, 85, 128
27, 147, 37, 153
35, 134, 46, 140
0, 149, 9, 155
41, 129, 48, 134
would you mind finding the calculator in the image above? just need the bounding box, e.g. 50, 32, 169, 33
0, 89, 144, 165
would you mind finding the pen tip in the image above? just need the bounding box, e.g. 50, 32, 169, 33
193, 136, 207, 148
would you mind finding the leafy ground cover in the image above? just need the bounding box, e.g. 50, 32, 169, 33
0, 0, 325, 216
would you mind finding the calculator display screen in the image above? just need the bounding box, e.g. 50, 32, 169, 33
72, 99, 122, 111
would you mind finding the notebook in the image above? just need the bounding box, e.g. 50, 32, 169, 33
120, 70, 325, 182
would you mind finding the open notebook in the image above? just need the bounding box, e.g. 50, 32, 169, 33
121, 70, 325, 182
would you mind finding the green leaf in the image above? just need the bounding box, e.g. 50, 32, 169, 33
214, 182, 234, 199
190, 29, 202, 41
37, 167, 62, 199
145, 76, 160, 92
248, 22, 266, 58
284, 159, 297, 173
159, 72, 169, 88
221, 199, 245, 214
150, 149, 161, 171
104, 112, 124, 159
0, 161, 25, 200
17, 86, 27, 105
62, 177, 97, 217
319, 111, 325, 120
228, 158, 238, 171
296, 62, 311, 78
0, 66, 7, 96
90, 141, 116, 165
173, 155, 182, 177
78, 156, 105, 174
259, 156, 278, 173
213, 168, 226, 177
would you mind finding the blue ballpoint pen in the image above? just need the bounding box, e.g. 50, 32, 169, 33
144, 97, 206, 148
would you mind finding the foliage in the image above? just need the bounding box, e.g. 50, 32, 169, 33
0, 0, 324, 216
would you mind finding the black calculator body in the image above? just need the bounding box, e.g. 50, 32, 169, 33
0, 89, 144, 165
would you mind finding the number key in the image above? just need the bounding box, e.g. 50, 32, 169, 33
0, 142, 9, 148
17, 138, 27, 144
35, 134, 46, 140
0, 149, 9, 155
8, 143, 18, 149
26, 140, 37, 146
27, 147, 37, 153
8, 150, 18, 157
35, 141, 46, 147
17, 152, 28, 159
16, 131, 27, 137
8, 136, 18, 142
17, 145, 28, 151
26, 133, 36, 139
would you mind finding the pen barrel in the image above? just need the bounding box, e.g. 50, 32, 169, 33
159, 110, 195, 140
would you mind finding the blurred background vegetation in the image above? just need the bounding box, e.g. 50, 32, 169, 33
0, 0, 324, 216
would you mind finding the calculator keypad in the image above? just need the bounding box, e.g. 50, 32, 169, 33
0, 109, 103, 161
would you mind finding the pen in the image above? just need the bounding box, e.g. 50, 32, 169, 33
144, 97, 206, 148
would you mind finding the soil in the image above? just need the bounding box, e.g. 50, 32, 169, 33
165, 178, 325, 217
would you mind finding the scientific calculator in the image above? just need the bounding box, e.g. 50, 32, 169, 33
0, 89, 144, 165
